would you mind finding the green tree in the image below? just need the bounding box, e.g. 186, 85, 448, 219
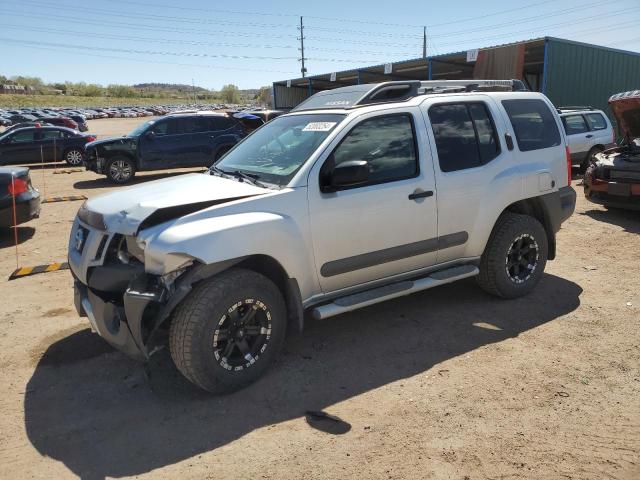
256, 86, 272, 106
107, 84, 136, 98
220, 84, 240, 104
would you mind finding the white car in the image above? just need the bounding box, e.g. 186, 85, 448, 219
558, 107, 616, 171
68, 79, 576, 393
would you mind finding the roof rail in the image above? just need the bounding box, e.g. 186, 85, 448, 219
291, 79, 527, 112
557, 106, 595, 111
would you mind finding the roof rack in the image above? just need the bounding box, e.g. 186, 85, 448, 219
556, 106, 595, 111
292, 79, 527, 111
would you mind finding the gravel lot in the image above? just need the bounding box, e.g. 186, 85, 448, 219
0, 117, 638, 479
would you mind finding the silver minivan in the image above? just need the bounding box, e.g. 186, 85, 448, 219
558, 107, 616, 171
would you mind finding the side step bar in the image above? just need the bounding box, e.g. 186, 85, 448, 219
311, 264, 479, 320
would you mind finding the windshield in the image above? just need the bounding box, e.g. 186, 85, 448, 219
129, 119, 155, 137
213, 113, 345, 186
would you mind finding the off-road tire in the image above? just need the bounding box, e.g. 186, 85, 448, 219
169, 268, 287, 394
105, 156, 136, 184
477, 212, 548, 299
64, 148, 84, 166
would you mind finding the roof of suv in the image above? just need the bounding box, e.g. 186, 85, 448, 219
291, 79, 528, 112
167, 110, 228, 117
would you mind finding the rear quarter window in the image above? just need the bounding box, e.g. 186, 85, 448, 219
501, 99, 561, 152
585, 113, 607, 130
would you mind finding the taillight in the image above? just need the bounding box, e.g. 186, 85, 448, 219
7, 178, 28, 196
86, 135, 96, 142
565, 145, 572, 186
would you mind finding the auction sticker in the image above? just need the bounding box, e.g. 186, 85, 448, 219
302, 122, 337, 132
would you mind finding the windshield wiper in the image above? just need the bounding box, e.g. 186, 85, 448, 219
211, 166, 267, 188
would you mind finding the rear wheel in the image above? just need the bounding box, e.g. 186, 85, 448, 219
477, 212, 548, 299
169, 269, 287, 394
106, 156, 135, 184
64, 148, 84, 166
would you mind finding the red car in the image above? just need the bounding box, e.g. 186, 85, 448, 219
40, 116, 79, 130
584, 90, 640, 211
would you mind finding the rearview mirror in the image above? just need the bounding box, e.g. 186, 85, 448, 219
325, 160, 369, 191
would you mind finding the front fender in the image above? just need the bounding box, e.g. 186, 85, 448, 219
140, 211, 316, 295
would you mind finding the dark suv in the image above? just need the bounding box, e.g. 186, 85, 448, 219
84, 112, 246, 183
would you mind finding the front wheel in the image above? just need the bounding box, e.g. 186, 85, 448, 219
580, 146, 604, 173
169, 269, 287, 394
476, 212, 548, 299
64, 148, 84, 166
106, 157, 136, 184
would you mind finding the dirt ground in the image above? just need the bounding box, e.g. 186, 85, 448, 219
0, 117, 638, 479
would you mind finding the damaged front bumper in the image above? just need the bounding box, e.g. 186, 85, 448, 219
69, 218, 169, 361
73, 275, 164, 361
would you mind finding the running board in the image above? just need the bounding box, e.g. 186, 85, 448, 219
311, 264, 479, 320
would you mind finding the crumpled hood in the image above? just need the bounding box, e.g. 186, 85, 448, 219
86, 136, 136, 149
83, 173, 268, 234
609, 91, 640, 139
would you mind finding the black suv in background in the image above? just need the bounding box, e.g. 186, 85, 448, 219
84, 112, 246, 183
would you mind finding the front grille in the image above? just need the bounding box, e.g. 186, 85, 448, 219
610, 170, 640, 182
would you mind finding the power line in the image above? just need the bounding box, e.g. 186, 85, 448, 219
0, 23, 295, 50
0, 38, 298, 61
7, 44, 295, 74
6, 0, 295, 28
2, 10, 295, 39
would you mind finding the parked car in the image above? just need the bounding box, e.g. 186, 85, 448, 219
0, 126, 96, 166
65, 115, 88, 132
584, 90, 640, 210
68, 79, 576, 393
84, 112, 246, 183
4, 121, 53, 133
40, 116, 79, 130
0, 117, 13, 127
0, 166, 40, 228
9, 114, 37, 124
557, 107, 616, 172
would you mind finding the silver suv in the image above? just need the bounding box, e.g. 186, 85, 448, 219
557, 107, 616, 171
68, 80, 576, 393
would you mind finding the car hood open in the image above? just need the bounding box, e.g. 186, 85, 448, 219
83, 173, 269, 234
609, 90, 640, 139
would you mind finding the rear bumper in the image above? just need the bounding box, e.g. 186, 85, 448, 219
539, 186, 576, 233
0, 192, 41, 227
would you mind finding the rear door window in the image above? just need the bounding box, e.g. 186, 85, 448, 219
38, 130, 65, 140
9, 130, 36, 143
585, 113, 607, 130
501, 99, 561, 152
562, 115, 589, 135
428, 102, 500, 172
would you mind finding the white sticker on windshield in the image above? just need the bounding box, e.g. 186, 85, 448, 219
302, 122, 337, 132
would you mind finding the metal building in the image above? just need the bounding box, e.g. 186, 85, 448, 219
273, 37, 640, 119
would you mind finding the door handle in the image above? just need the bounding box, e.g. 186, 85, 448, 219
586, 134, 593, 138
408, 189, 433, 200
504, 132, 514, 151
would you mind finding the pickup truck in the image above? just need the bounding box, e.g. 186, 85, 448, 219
68, 80, 576, 393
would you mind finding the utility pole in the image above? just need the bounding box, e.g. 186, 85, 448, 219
298, 16, 307, 78
422, 26, 427, 58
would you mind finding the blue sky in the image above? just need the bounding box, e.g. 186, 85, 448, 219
2, 0, 639, 90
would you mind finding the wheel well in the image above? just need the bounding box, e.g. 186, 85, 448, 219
235, 255, 304, 333
505, 198, 556, 260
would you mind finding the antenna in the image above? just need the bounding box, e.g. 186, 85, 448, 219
297, 16, 307, 78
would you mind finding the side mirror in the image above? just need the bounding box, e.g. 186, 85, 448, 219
326, 160, 369, 191
144, 130, 155, 140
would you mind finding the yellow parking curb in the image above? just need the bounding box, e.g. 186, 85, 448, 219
42, 195, 87, 204
9, 262, 70, 281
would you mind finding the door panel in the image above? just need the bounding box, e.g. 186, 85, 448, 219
562, 114, 590, 160
0, 129, 38, 164
422, 97, 515, 264
308, 108, 438, 293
